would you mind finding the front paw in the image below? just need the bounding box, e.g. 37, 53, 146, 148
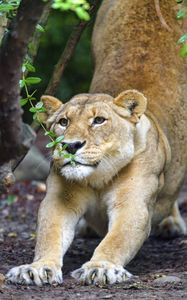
71, 260, 132, 285
6, 260, 63, 286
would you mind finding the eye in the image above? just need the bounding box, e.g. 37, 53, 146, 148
59, 118, 68, 127
93, 116, 106, 125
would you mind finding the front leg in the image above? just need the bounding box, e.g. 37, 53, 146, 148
6, 170, 91, 286
72, 174, 159, 285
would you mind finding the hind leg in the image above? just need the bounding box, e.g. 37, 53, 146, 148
156, 201, 186, 239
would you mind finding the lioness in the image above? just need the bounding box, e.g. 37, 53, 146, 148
7, 0, 187, 286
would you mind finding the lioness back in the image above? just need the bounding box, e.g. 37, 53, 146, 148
90, 0, 187, 198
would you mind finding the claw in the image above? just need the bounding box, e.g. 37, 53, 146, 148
6, 263, 63, 286
72, 261, 132, 285
91, 269, 97, 282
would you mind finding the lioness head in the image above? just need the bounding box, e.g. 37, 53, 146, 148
40, 90, 149, 187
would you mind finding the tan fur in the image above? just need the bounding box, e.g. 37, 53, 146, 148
7, 0, 187, 286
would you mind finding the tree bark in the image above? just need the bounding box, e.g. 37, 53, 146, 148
0, 0, 48, 164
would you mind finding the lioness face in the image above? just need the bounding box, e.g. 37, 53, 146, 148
42, 91, 147, 186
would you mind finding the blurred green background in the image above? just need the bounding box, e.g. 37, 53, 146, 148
35, 10, 94, 100
23, 9, 95, 122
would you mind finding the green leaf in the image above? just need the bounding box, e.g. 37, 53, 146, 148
55, 135, 64, 143
33, 113, 37, 120
20, 98, 28, 106
176, 9, 184, 20
5, 194, 17, 205
75, 7, 90, 21
22, 64, 26, 73
177, 33, 187, 44
29, 97, 37, 101
45, 131, 56, 138
29, 107, 37, 113
180, 43, 187, 57
62, 143, 68, 150
63, 153, 71, 158
25, 77, 42, 85
0, 4, 15, 12
35, 101, 43, 109
52, 2, 71, 10
36, 24, 45, 32
63, 153, 75, 160
38, 107, 47, 112
25, 62, 36, 72
46, 141, 56, 148
19, 79, 25, 88
52, 0, 90, 20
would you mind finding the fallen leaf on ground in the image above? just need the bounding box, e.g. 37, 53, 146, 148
8, 232, 17, 238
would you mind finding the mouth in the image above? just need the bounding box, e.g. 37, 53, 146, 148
62, 161, 100, 168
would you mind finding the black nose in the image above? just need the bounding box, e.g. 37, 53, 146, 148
63, 141, 86, 155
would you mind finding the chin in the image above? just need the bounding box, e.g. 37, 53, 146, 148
60, 164, 94, 181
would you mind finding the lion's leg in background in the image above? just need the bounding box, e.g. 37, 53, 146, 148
76, 218, 99, 238
6, 170, 91, 286
155, 201, 187, 238
72, 172, 159, 285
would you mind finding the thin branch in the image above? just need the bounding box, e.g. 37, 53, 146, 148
46, 0, 101, 95
154, 0, 172, 32
45, 22, 88, 95
0, 0, 48, 164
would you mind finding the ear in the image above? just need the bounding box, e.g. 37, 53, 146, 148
113, 90, 147, 123
39, 95, 62, 123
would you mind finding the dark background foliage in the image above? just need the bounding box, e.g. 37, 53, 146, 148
35, 10, 94, 100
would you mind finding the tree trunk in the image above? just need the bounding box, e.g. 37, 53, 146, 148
0, 0, 48, 164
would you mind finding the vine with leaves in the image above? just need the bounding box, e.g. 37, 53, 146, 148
20, 60, 75, 163
0, 0, 90, 21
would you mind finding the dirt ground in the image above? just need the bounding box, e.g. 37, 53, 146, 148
0, 181, 187, 300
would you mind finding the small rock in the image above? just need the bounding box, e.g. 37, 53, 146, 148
29, 232, 36, 240
8, 232, 17, 238
35, 182, 46, 193
21, 232, 30, 239
0, 228, 4, 242
179, 239, 187, 245
153, 275, 181, 286
26, 194, 34, 201
102, 295, 113, 299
